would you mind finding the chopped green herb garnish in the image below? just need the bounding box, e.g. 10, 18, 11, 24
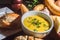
31, 18, 41, 28
34, 18, 36, 20
28, 17, 32, 19
25, 0, 39, 10
34, 29, 37, 32
43, 24, 48, 27
28, 4, 32, 9
36, 25, 40, 28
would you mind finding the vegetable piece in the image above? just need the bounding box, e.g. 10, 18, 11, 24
25, 0, 39, 10
33, 0, 39, 5
28, 4, 33, 10
12, 4, 21, 10
33, 0, 38, 2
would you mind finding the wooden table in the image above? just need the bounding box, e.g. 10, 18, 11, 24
2, 27, 60, 40
0, 5, 59, 40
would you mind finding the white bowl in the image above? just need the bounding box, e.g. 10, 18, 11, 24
21, 11, 54, 38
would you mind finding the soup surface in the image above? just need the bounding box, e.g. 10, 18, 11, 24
23, 15, 49, 32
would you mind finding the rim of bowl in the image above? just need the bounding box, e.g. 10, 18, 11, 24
21, 11, 54, 33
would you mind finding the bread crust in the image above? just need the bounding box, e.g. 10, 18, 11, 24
0, 13, 20, 28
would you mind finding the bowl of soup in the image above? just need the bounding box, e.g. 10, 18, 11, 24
21, 11, 54, 38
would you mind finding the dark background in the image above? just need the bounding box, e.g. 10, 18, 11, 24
0, 0, 12, 4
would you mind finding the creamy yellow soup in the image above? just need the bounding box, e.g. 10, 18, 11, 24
23, 15, 49, 32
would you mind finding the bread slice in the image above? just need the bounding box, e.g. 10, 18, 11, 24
50, 15, 57, 21
35, 38, 43, 40
14, 36, 28, 40
54, 16, 60, 34
20, 4, 29, 14
0, 13, 20, 28
28, 36, 34, 40
33, 4, 45, 11
51, 15, 60, 34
